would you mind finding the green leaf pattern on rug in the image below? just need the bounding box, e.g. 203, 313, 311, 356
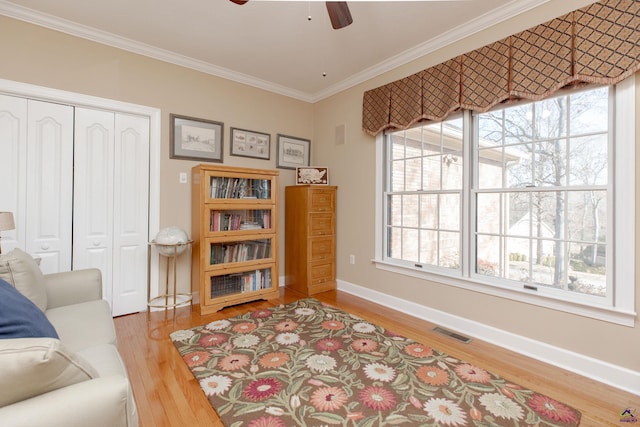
170, 298, 580, 427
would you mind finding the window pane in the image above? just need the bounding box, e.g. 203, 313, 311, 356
442, 154, 463, 190
403, 195, 419, 228
535, 139, 567, 187
420, 194, 437, 229
439, 193, 460, 231
535, 97, 568, 139
388, 195, 402, 226
507, 237, 530, 281
566, 191, 607, 242
388, 227, 402, 259
406, 158, 422, 191
477, 147, 503, 189
476, 234, 500, 277
391, 160, 405, 192
420, 230, 437, 265
477, 193, 501, 234
569, 87, 608, 136
439, 231, 460, 269
506, 143, 533, 188
402, 228, 419, 263
422, 155, 441, 191
504, 104, 533, 144
567, 242, 606, 297
569, 135, 608, 186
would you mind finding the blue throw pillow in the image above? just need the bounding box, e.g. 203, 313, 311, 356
0, 278, 58, 339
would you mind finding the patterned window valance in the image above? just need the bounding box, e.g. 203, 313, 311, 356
362, 0, 640, 137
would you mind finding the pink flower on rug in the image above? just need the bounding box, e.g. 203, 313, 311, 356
316, 338, 342, 352
244, 378, 282, 401
454, 363, 492, 383
359, 386, 397, 411
275, 319, 299, 332
198, 333, 228, 347
258, 352, 290, 368
404, 343, 433, 358
351, 338, 379, 353
219, 353, 250, 371
233, 322, 257, 333
416, 366, 449, 386
310, 386, 348, 412
322, 320, 345, 330
251, 309, 273, 319
183, 351, 210, 367
246, 416, 287, 427
527, 394, 580, 424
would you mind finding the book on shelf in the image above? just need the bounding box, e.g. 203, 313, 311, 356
209, 177, 272, 199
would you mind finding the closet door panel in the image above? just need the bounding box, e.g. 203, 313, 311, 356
25, 100, 73, 274
112, 113, 149, 316
0, 95, 27, 253
73, 108, 115, 301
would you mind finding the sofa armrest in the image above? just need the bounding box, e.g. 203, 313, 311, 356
44, 268, 103, 309
0, 376, 138, 427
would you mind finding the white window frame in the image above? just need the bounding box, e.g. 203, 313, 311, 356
374, 77, 636, 326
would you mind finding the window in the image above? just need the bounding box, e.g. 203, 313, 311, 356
377, 80, 635, 325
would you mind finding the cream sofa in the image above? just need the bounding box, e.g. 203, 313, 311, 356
0, 248, 138, 427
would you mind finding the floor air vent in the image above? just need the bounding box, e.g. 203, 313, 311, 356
432, 326, 472, 343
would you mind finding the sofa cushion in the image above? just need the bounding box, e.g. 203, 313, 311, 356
0, 337, 98, 407
0, 278, 58, 339
0, 248, 47, 311
46, 299, 117, 352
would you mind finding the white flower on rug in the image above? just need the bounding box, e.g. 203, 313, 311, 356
423, 398, 467, 426
232, 334, 260, 348
363, 363, 397, 382
478, 393, 524, 421
305, 354, 337, 373
295, 307, 315, 316
352, 322, 376, 333
199, 374, 232, 396
275, 332, 300, 345
206, 319, 231, 330
169, 329, 194, 341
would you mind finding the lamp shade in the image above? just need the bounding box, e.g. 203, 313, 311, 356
0, 212, 15, 232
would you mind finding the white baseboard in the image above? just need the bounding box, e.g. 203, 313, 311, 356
337, 279, 640, 396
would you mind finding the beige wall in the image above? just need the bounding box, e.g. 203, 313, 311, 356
1, 0, 638, 374
312, 0, 640, 374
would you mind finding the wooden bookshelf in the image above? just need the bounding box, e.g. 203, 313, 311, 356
191, 165, 279, 314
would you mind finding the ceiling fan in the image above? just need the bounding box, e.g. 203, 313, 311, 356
229, 1, 353, 30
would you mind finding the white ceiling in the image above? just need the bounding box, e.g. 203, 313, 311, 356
0, 0, 549, 102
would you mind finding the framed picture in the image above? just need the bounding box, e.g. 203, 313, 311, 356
170, 114, 223, 162
230, 127, 271, 160
296, 167, 329, 185
276, 134, 310, 169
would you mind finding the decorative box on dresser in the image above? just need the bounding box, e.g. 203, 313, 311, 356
285, 185, 337, 296
191, 164, 280, 314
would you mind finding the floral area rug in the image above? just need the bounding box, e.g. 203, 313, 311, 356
170, 298, 580, 427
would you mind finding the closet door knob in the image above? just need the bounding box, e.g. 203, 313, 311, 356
41, 244, 50, 250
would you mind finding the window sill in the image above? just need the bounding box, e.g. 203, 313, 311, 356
373, 259, 636, 327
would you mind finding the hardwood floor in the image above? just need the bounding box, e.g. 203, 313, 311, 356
114, 288, 635, 427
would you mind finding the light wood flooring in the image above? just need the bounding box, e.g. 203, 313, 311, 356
114, 288, 636, 427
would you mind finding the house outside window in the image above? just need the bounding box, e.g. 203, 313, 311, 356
377, 79, 635, 325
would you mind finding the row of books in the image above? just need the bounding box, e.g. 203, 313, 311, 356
209, 269, 272, 297
209, 210, 271, 231
209, 177, 271, 199
210, 240, 271, 265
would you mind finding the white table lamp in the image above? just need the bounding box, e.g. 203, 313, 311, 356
0, 212, 15, 255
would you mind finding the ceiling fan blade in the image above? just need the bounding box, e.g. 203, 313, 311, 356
326, 2, 353, 30
230, 0, 249, 5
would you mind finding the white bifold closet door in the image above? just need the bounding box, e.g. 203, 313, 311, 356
74, 108, 150, 316
0, 95, 150, 316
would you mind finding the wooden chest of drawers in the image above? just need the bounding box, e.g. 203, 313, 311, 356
285, 185, 337, 295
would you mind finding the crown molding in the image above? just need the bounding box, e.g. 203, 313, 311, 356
1, 0, 549, 104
